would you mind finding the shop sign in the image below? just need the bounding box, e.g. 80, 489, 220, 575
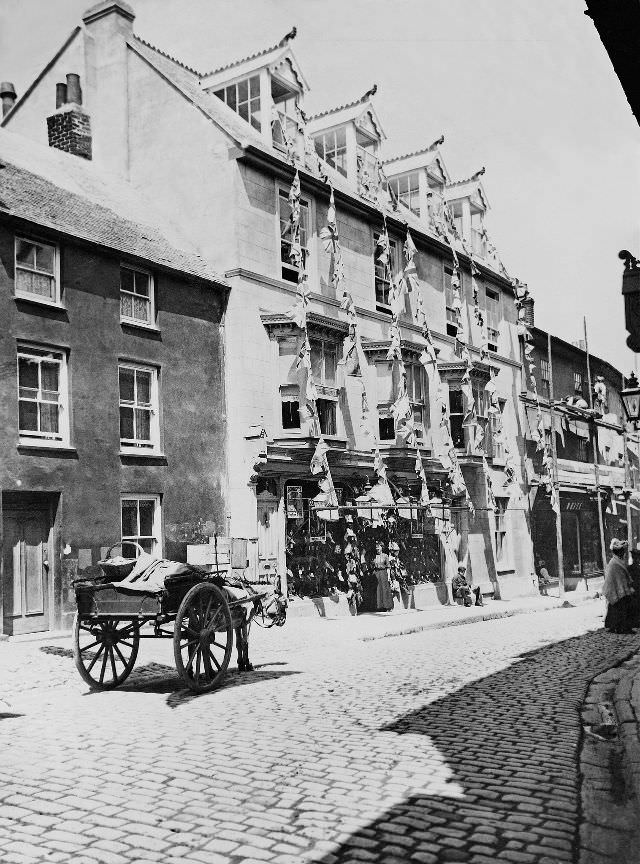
562, 498, 588, 512
286, 486, 303, 520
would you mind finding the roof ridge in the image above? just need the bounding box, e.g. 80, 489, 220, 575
132, 34, 202, 76
308, 85, 377, 121
200, 27, 297, 78
447, 167, 486, 187
382, 136, 445, 165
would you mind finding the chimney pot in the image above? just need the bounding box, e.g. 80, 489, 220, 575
66, 73, 82, 105
0, 81, 17, 118
56, 82, 68, 109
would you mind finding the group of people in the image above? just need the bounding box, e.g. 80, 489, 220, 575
603, 537, 640, 634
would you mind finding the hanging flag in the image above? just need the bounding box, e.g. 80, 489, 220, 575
310, 437, 330, 475
403, 230, 419, 292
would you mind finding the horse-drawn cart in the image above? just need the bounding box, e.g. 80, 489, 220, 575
72, 544, 285, 693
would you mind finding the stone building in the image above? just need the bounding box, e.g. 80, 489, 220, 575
1, 0, 538, 612
521, 321, 640, 589
0, 128, 228, 634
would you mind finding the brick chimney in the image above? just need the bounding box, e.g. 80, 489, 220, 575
47, 73, 92, 159
0, 82, 16, 118
521, 294, 534, 327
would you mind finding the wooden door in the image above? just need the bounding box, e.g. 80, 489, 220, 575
2, 510, 50, 635
257, 498, 278, 562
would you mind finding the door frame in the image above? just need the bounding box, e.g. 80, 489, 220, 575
1, 491, 56, 636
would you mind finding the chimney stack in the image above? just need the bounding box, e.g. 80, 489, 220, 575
0, 81, 17, 117
521, 295, 535, 327
47, 73, 92, 160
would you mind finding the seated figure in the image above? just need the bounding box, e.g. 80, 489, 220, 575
452, 563, 483, 607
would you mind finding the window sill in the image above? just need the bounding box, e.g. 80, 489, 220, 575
121, 320, 161, 334
120, 449, 165, 458
376, 303, 392, 315
18, 441, 76, 455
15, 293, 64, 310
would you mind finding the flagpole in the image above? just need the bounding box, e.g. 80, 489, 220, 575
583, 316, 607, 576
547, 332, 565, 598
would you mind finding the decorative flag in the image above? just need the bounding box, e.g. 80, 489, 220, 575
403, 230, 419, 292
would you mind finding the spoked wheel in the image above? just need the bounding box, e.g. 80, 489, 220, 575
73, 613, 140, 690
174, 583, 233, 693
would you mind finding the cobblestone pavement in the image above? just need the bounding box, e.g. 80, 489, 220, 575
1, 603, 639, 864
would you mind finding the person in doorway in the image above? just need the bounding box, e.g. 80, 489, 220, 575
603, 538, 635, 634
536, 559, 552, 596
452, 563, 483, 607
373, 541, 393, 612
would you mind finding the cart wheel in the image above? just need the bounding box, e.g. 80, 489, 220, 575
73, 613, 139, 690
174, 583, 233, 693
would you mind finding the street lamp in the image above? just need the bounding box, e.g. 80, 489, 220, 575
620, 250, 640, 352
621, 372, 640, 427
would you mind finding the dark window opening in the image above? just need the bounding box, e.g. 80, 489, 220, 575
282, 400, 300, 429
379, 417, 395, 441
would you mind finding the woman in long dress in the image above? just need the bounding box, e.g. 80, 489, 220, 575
603, 538, 635, 633
374, 542, 393, 611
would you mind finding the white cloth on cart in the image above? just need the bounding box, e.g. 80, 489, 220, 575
114, 553, 191, 593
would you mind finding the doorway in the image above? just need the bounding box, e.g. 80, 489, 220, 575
2, 507, 51, 635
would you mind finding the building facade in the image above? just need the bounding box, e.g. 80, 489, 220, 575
2, 0, 538, 613
521, 323, 639, 589
0, 130, 227, 634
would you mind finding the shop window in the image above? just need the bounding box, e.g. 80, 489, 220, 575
121, 494, 161, 557
495, 497, 508, 563
120, 265, 154, 327
15, 237, 60, 304
449, 389, 464, 449
444, 265, 457, 337
279, 188, 310, 283
373, 232, 398, 309
214, 75, 261, 131
314, 127, 347, 177
17, 344, 69, 445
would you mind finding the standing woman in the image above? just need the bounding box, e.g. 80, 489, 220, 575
374, 541, 393, 612
603, 538, 635, 634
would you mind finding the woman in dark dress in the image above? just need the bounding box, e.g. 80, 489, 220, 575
603, 538, 635, 633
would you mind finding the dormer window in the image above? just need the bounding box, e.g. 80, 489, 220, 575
214, 75, 261, 131
271, 75, 299, 151
314, 128, 347, 177
471, 212, 486, 256
388, 172, 420, 216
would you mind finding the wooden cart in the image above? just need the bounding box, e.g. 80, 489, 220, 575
73, 544, 283, 693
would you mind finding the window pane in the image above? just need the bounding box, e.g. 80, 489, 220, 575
138, 500, 155, 536
35, 243, 54, 274
324, 347, 337, 386
19, 400, 38, 432
139, 538, 154, 554
120, 407, 134, 440
225, 85, 236, 111
18, 358, 39, 390
41, 362, 59, 393
317, 400, 336, 436
16, 239, 36, 268
133, 272, 149, 298
119, 367, 135, 402
238, 102, 249, 121
121, 500, 138, 537
310, 343, 323, 381
282, 400, 300, 429
379, 417, 395, 441
120, 293, 133, 319
336, 127, 347, 148
120, 267, 135, 293
249, 75, 260, 98
135, 407, 151, 441
238, 78, 248, 102
133, 296, 150, 322
39, 402, 59, 434
376, 362, 394, 404
136, 370, 152, 405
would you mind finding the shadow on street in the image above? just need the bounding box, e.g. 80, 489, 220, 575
309, 628, 640, 863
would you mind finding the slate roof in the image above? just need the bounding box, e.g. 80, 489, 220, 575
0, 129, 225, 286
200, 27, 298, 78
382, 137, 445, 165
308, 85, 378, 121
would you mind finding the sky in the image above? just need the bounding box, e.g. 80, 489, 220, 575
2, 0, 640, 375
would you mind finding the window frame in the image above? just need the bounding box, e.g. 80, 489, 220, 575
121, 494, 162, 558
16, 343, 70, 447
313, 127, 348, 177
444, 265, 458, 338
388, 172, 420, 216
310, 337, 340, 438
118, 361, 161, 454
278, 185, 312, 284
373, 232, 399, 311
574, 370, 584, 398
214, 74, 261, 131
485, 287, 501, 353
540, 358, 550, 399
119, 264, 156, 329
448, 388, 465, 450
406, 364, 428, 443
14, 236, 61, 307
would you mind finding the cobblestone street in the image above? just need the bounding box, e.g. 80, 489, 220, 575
1, 602, 639, 864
